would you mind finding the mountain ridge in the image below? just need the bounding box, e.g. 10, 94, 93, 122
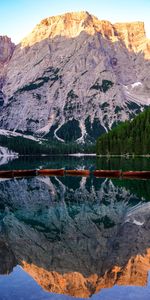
20, 11, 150, 56
0, 11, 150, 144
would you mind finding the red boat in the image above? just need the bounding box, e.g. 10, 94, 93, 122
65, 170, 90, 176
0, 171, 13, 178
38, 169, 64, 176
13, 170, 37, 177
123, 171, 150, 179
93, 170, 122, 178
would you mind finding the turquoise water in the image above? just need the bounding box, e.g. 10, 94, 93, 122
0, 156, 150, 299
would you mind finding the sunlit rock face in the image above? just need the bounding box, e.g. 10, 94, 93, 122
21, 12, 149, 54
0, 176, 150, 297
0, 36, 15, 65
0, 36, 15, 87
114, 22, 150, 55
0, 12, 150, 141
21, 250, 150, 298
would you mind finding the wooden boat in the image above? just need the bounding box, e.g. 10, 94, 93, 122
123, 171, 150, 179
65, 170, 90, 176
38, 169, 64, 176
0, 170, 13, 178
93, 170, 122, 178
13, 170, 37, 177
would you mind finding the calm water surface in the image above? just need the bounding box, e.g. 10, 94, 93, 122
0, 156, 150, 300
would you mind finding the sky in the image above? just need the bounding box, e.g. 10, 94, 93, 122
0, 0, 150, 44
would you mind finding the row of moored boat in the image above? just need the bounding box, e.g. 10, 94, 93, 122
0, 169, 150, 179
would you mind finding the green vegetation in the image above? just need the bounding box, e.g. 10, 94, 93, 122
0, 135, 95, 155
96, 107, 150, 155
100, 102, 109, 109
113, 179, 150, 203
57, 119, 81, 142
90, 79, 113, 93
96, 156, 150, 171
85, 117, 106, 140
64, 91, 80, 118
17, 67, 60, 93
33, 93, 41, 100
67, 90, 78, 99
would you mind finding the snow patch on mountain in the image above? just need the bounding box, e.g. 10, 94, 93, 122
124, 82, 150, 106
0, 12, 150, 143
0, 129, 45, 142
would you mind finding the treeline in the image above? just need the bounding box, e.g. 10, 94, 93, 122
96, 107, 150, 155
113, 179, 150, 203
0, 135, 95, 155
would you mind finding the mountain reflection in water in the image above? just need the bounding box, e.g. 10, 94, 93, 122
0, 174, 150, 298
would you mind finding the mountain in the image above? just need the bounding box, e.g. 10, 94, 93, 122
96, 107, 150, 155
0, 36, 15, 102
0, 12, 150, 144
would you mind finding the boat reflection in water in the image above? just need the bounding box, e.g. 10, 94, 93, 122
0, 174, 150, 298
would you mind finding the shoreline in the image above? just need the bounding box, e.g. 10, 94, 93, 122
96, 154, 150, 158
0, 153, 150, 158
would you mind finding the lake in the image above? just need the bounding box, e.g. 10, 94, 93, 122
0, 156, 150, 300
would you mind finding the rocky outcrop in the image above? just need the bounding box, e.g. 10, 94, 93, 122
21, 12, 150, 56
0, 36, 15, 85
0, 36, 15, 64
0, 12, 150, 142
114, 22, 150, 56
0, 241, 16, 274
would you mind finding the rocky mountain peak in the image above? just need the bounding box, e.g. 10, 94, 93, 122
20, 11, 118, 47
0, 12, 150, 142
114, 22, 148, 53
20, 11, 149, 57
21, 11, 98, 47
0, 36, 15, 64
0, 36, 15, 88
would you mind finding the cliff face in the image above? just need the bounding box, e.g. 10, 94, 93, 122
0, 12, 150, 142
21, 12, 149, 55
0, 36, 15, 87
0, 36, 15, 65
114, 22, 149, 54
